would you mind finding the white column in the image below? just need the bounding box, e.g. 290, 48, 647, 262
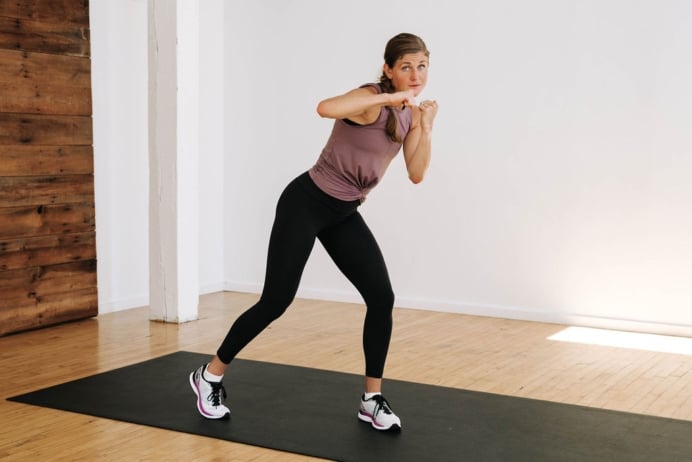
147, 0, 200, 322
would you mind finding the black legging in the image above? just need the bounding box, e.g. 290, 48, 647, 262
217, 172, 394, 378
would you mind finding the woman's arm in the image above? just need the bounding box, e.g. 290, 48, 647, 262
403, 100, 439, 184
317, 87, 416, 125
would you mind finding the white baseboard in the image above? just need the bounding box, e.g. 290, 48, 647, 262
393, 296, 692, 338
97, 280, 225, 315
98, 294, 149, 314
200, 281, 226, 295
223, 281, 692, 338
223, 281, 263, 295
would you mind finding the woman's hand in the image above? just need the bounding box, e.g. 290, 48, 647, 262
417, 100, 438, 132
402, 99, 438, 184
390, 89, 417, 108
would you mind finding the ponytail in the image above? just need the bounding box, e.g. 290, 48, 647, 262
378, 74, 401, 143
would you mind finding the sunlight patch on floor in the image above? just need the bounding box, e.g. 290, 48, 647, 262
548, 326, 692, 356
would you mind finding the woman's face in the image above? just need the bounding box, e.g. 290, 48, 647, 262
384, 52, 429, 96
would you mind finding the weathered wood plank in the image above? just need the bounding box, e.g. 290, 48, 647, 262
0, 49, 90, 86
0, 145, 92, 175
0, 203, 94, 239
0, 260, 96, 290
0, 248, 97, 274
0, 16, 90, 57
0, 260, 96, 310
0, 49, 91, 114
0, 81, 91, 115
0, 0, 89, 26
0, 231, 96, 271
0, 113, 92, 145
0, 232, 95, 254
0, 174, 94, 207
0, 286, 97, 336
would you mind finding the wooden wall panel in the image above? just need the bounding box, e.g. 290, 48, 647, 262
0, 287, 97, 334
0, 48, 92, 115
0, 114, 92, 144
0, 16, 90, 57
0, 203, 95, 238
0, 1, 90, 26
0, 81, 92, 114
0, 261, 96, 311
0, 49, 91, 85
0, 145, 93, 176
0, 0, 96, 336
0, 175, 95, 207
0, 231, 96, 272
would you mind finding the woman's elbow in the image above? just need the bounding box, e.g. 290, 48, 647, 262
316, 101, 333, 118
408, 172, 425, 184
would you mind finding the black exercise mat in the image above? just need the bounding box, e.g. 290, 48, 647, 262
8, 351, 692, 462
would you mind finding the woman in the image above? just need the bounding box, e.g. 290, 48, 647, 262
190, 32, 438, 432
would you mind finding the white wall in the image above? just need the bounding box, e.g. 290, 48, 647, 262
91, 0, 225, 313
223, 1, 692, 335
197, 0, 225, 294
90, 1, 692, 336
91, 0, 150, 313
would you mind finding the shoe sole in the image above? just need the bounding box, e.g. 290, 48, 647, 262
189, 371, 230, 420
358, 410, 401, 431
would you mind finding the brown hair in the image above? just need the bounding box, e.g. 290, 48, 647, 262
378, 33, 430, 142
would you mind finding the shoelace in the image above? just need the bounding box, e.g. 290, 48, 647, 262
207, 381, 227, 407
371, 395, 393, 416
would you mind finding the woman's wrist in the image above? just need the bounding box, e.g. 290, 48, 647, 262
381, 92, 396, 107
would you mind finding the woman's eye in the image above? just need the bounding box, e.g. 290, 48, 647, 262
402, 65, 411, 71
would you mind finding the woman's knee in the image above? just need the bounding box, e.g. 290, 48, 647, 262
257, 293, 294, 320
365, 286, 395, 315
382, 287, 395, 310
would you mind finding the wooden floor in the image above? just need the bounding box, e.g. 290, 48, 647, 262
3, 291, 692, 461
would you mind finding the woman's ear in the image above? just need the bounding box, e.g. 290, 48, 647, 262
383, 63, 393, 80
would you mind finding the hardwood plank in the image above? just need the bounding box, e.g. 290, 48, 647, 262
0, 16, 89, 57
0, 145, 93, 176
0, 0, 89, 26
0, 203, 95, 239
0, 114, 92, 145
0, 174, 94, 207
0, 286, 97, 335
0, 49, 90, 86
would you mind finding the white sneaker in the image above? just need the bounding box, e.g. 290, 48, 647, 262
189, 364, 230, 419
358, 394, 401, 431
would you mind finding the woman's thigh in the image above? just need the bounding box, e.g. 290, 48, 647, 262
317, 212, 393, 302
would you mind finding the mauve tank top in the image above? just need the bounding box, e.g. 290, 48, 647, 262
308, 83, 413, 202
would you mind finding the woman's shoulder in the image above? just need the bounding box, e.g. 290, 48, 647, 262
359, 82, 381, 93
